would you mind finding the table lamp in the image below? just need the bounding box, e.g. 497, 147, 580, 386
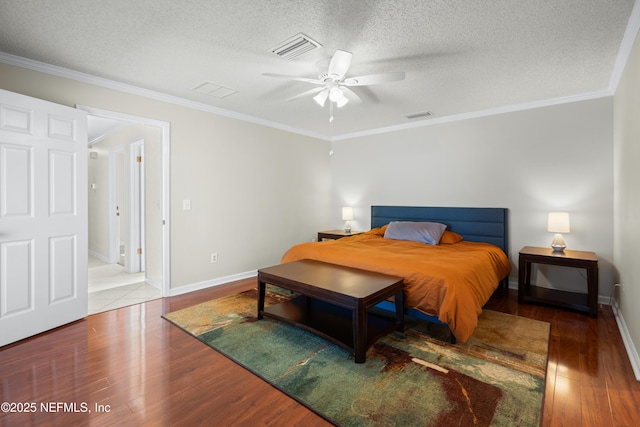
342, 207, 354, 234
548, 212, 570, 252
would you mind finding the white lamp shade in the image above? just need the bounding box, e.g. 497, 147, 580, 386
548, 212, 570, 233
342, 207, 354, 221
329, 87, 343, 102
313, 90, 328, 107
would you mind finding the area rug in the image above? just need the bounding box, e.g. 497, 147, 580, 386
163, 288, 550, 426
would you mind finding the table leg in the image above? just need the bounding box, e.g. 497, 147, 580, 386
395, 289, 404, 332
518, 258, 530, 304
587, 264, 599, 318
353, 305, 367, 363
301, 295, 310, 322
257, 278, 266, 320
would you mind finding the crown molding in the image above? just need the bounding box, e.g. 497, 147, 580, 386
0, 50, 623, 143
0, 52, 330, 141
332, 89, 613, 141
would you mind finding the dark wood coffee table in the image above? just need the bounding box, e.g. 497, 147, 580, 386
257, 259, 404, 363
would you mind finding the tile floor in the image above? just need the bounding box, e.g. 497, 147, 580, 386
88, 255, 161, 315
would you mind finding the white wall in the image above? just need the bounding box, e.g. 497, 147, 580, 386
331, 98, 614, 295
88, 141, 112, 260
169, 107, 331, 289
614, 24, 640, 378
0, 62, 332, 291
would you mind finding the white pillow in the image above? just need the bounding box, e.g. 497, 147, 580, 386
383, 221, 447, 245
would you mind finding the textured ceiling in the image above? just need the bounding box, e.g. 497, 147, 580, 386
0, 0, 637, 139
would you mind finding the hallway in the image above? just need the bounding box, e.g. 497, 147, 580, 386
88, 255, 160, 315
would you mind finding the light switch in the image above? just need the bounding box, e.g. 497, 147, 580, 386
183, 199, 191, 211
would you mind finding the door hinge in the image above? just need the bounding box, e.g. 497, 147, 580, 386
137, 248, 142, 255
136, 156, 142, 163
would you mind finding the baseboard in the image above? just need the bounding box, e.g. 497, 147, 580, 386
145, 277, 162, 290
168, 270, 257, 297
88, 249, 110, 264
611, 300, 640, 381
598, 294, 613, 305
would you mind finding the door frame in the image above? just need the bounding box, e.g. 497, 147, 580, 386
129, 138, 145, 274
78, 105, 170, 296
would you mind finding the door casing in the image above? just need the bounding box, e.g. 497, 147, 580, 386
78, 105, 170, 296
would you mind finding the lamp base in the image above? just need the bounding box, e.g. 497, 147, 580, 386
551, 233, 566, 252
344, 221, 351, 234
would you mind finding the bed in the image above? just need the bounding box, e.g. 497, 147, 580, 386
281, 206, 511, 343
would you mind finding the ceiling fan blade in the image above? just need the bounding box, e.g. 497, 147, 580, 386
327, 50, 352, 79
340, 86, 362, 104
287, 86, 325, 101
262, 73, 322, 85
342, 72, 405, 86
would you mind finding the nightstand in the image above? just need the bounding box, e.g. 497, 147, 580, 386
317, 229, 363, 241
518, 246, 598, 317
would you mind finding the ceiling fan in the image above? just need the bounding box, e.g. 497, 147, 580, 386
263, 50, 405, 112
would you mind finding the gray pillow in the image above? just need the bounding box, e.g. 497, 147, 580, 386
383, 221, 447, 245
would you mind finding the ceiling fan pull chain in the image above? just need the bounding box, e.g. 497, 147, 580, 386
329, 100, 334, 123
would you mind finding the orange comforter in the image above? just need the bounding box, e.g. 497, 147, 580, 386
281, 227, 511, 343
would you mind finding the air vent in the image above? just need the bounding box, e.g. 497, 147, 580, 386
269, 33, 322, 60
193, 82, 238, 98
403, 111, 434, 120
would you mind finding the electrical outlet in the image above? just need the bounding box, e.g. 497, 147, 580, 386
210, 253, 218, 263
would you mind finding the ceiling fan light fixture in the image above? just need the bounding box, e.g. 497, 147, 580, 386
313, 90, 328, 107
264, 49, 403, 113
329, 87, 343, 102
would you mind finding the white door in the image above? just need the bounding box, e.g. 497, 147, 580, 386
0, 89, 88, 347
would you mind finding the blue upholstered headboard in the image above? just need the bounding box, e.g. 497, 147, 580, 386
371, 206, 509, 255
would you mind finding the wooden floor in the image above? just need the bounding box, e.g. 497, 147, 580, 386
1, 280, 639, 426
